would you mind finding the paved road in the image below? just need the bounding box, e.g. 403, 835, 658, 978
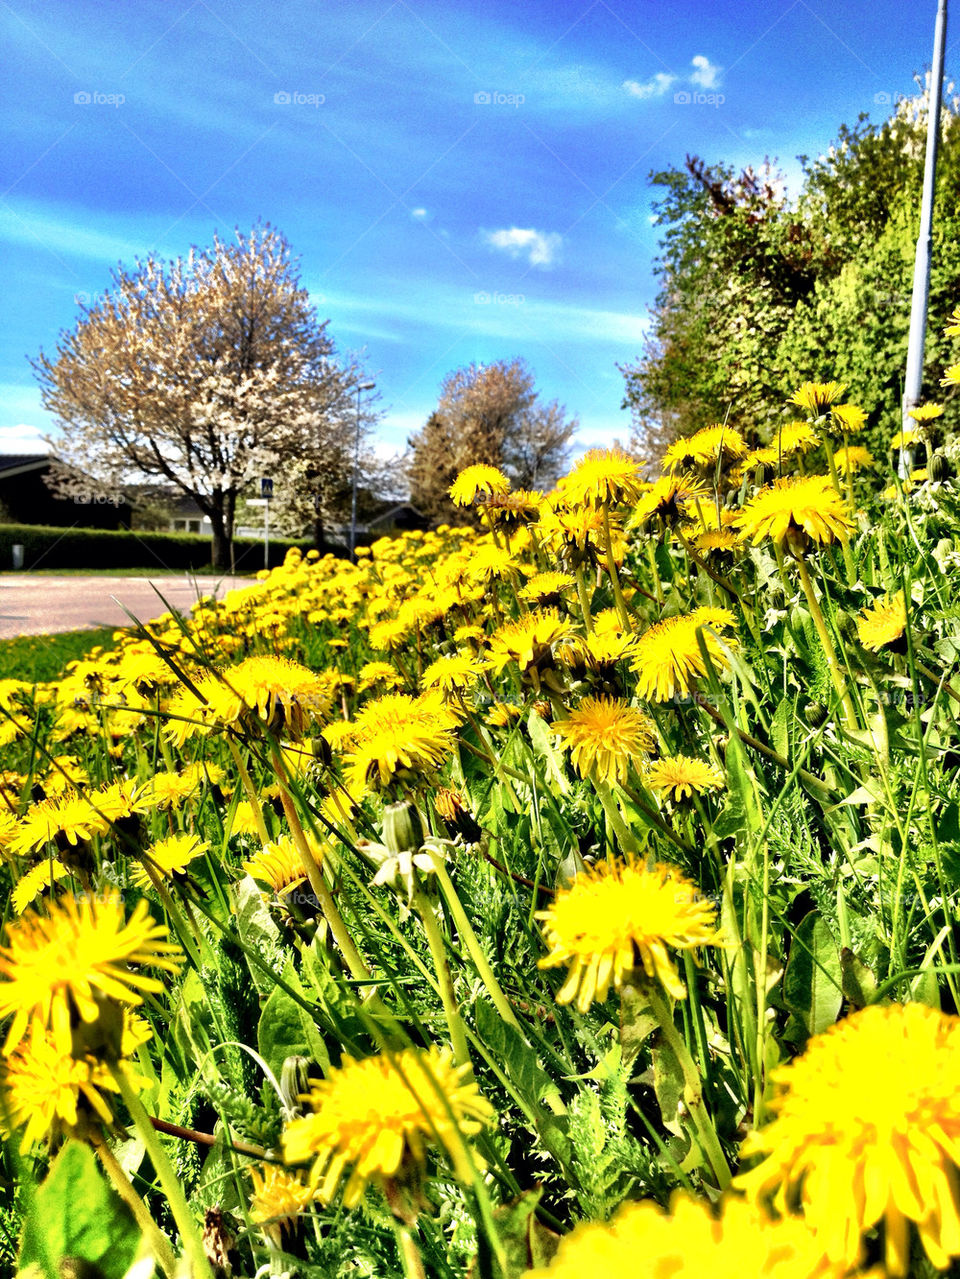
0, 574, 254, 640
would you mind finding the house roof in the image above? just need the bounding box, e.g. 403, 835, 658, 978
0, 453, 50, 478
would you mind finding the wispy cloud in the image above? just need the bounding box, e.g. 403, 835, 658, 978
623, 72, 677, 100
481, 227, 562, 268
690, 54, 722, 89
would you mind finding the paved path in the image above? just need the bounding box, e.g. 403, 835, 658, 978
0, 574, 254, 639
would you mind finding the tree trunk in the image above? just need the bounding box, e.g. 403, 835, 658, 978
209, 509, 230, 571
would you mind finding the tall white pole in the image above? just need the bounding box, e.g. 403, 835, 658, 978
902, 0, 948, 474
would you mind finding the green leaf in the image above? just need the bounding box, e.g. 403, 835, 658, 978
490, 1189, 560, 1278
651, 1033, 685, 1138
18, 1141, 142, 1279
258, 977, 330, 1079
525, 710, 569, 793
840, 947, 878, 1009
619, 984, 658, 1075
234, 875, 287, 996
783, 912, 842, 1038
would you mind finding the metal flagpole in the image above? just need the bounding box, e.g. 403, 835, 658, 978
902, 0, 948, 477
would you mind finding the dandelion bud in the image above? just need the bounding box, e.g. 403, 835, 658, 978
382, 801, 425, 856
931, 451, 950, 482
280, 1055, 311, 1116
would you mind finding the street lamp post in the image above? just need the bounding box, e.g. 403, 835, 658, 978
902, 0, 948, 477
350, 380, 376, 561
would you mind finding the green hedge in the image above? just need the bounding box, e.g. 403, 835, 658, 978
0, 524, 318, 572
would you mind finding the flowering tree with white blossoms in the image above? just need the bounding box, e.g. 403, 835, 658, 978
33, 223, 375, 568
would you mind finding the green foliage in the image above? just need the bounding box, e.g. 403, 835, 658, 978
0, 627, 116, 682
17, 1141, 142, 1279
625, 87, 960, 460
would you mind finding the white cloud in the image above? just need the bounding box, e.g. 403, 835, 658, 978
481, 227, 562, 268
410, 207, 428, 220
0, 423, 48, 454
690, 54, 722, 90
623, 72, 676, 100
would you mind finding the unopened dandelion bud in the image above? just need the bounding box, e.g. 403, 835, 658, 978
280, 1055, 312, 1116
382, 801, 425, 856
931, 451, 950, 482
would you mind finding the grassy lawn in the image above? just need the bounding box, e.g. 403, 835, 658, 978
0, 626, 120, 682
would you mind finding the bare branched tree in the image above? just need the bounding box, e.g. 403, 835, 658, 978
406, 359, 577, 524
33, 224, 371, 568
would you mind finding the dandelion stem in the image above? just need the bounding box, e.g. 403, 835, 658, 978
415, 890, 471, 1067
794, 554, 859, 733
91, 1131, 178, 1278
110, 1064, 214, 1279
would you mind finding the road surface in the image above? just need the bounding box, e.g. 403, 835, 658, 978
0, 574, 254, 640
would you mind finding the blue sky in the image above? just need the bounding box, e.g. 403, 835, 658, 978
0, 0, 947, 462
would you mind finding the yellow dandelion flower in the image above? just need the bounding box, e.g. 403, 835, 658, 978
788, 381, 847, 415
242, 835, 309, 895
282, 1046, 493, 1207
694, 529, 740, 555
357, 661, 403, 692
132, 832, 210, 889
856, 595, 907, 653
487, 609, 577, 676
833, 446, 875, 476
485, 701, 523, 728
205, 656, 333, 741
891, 427, 921, 450
940, 363, 960, 387
681, 423, 748, 468
537, 857, 720, 1010
734, 476, 854, 548
944, 307, 960, 336
737, 1002, 960, 1275
11, 859, 72, 914
449, 465, 510, 506
831, 403, 867, 434
631, 608, 737, 703
421, 652, 489, 693
552, 697, 655, 786
0, 894, 181, 1055
632, 475, 710, 527
344, 691, 458, 790
367, 618, 413, 651
0, 1025, 119, 1152
525, 1192, 849, 1279
908, 403, 944, 422
249, 1164, 312, 1245
772, 421, 820, 457
646, 754, 724, 801
465, 542, 521, 585
479, 489, 542, 527
519, 571, 575, 603
561, 448, 646, 508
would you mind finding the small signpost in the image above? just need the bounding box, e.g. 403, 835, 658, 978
249, 478, 275, 568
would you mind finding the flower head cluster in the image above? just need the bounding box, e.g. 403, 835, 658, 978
735, 476, 854, 549
737, 1002, 960, 1275
527, 1193, 850, 1279
282, 1046, 493, 1206
552, 697, 655, 786
537, 857, 720, 1010
631, 608, 737, 702
0, 894, 180, 1056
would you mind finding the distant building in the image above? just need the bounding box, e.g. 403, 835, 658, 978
0, 454, 131, 529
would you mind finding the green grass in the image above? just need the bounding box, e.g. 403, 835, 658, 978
0, 626, 119, 682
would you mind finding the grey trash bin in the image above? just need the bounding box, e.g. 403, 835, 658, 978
12, 544, 24, 571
